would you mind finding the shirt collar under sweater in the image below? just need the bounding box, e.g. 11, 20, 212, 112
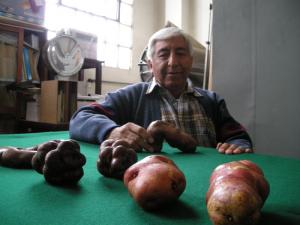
145, 77, 202, 98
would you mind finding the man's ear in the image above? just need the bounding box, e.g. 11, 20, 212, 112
147, 60, 153, 71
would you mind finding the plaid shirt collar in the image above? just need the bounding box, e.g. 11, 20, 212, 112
146, 77, 202, 98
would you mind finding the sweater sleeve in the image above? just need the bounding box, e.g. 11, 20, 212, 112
69, 85, 134, 144
69, 103, 119, 144
69, 83, 154, 144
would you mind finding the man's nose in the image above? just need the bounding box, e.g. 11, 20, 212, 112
168, 52, 179, 66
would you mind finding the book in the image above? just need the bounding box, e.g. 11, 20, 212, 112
28, 47, 40, 82
23, 47, 32, 81
22, 52, 27, 82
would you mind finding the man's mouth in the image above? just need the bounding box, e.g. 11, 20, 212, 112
167, 71, 182, 75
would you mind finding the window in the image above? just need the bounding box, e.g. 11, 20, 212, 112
44, 0, 134, 69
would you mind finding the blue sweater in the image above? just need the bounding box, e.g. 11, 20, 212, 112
69, 82, 252, 148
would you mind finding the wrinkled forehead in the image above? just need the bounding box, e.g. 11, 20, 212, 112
153, 36, 190, 53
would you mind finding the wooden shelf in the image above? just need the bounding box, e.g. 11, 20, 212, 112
0, 17, 47, 83
0, 16, 46, 32
1, 17, 104, 133
0, 17, 47, 133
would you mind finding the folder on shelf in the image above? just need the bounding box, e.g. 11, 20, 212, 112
23, 47, 32, 81
28, 47, 40, 82
22, 45, 40, 82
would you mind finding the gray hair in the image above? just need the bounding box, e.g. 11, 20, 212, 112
146, 27, 193, 60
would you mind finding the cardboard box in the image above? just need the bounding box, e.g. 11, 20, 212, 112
40, 80, 77, 124
0, 0, 45, 25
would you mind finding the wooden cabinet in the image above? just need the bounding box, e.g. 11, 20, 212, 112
0, 17, 47, 84
0, 18, 103, 133
0, 17, 47, 133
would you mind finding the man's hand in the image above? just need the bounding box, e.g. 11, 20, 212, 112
216, 142, 253, 154
107, 122, 155, 152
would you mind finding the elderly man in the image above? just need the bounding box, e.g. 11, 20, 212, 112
69, 27, 253, 154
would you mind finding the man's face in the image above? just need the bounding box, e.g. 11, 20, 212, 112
148, 36, 193, 97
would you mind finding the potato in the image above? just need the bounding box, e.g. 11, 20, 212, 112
31, 140, 86, 185
1, 140, 86, 185
206, 160, 270, 225
147, 120, 197, 153
123, 155, 186, 211
97, 139, 137, 179
0, 146, 37, 169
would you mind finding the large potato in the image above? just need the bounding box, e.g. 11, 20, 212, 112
206, 160, 270, 225
147, 120, 197, 153
124, 155, 186, 210
32, 140, 86, 185
97, 139, 137, 179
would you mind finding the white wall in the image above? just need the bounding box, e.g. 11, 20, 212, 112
165, 0, 182, 27
164, 0, 212, 46
212, 0, 300, 159
190, 0, 212, 46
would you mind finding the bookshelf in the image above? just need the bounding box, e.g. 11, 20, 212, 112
0, 16, 47, 84
0, 18, 103, 133
0, 17, 47, 133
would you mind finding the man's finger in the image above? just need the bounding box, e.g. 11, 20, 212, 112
217, 143, 230, 153
233, 147, 242, 154
129, 124, 154, 144
216, 142, 222, 149
245, 148, 253, 153
225, 148, 234, 154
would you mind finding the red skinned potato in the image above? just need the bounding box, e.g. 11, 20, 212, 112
206, 160, 270, 225
147, 120, 197, 153
123, 155, 186, 211
239, 160, 264, 175
97, 139, 137, 179
31, 140, 86, 185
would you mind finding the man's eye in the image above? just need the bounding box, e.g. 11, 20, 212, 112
176, 51, 188, 56
158, 53, 169, 58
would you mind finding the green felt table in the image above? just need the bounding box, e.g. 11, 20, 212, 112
0, 131, 299, 225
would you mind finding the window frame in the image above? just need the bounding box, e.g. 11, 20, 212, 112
58, 0, 121, 22
45, 0, 133, 69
